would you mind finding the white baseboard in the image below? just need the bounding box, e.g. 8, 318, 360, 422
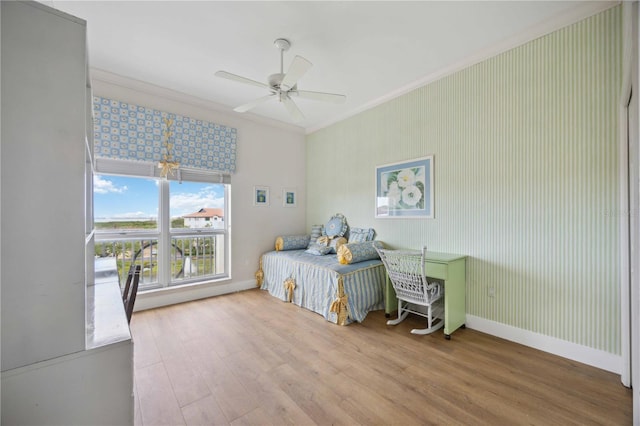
466, 315, 622, 374
134, 279, 257, 312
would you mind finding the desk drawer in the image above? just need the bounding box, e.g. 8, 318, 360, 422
425, 262, 448, 280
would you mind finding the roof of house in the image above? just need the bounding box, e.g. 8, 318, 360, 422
183, 208, 224, 219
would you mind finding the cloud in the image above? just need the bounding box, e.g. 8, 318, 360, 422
94, 175, 128, 194
170, 186, 224, 217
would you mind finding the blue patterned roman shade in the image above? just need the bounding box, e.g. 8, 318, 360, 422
93, 96, 237, 174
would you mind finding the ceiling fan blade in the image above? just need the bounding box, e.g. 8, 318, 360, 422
215, 71, 270, 90
290, 90, 346, 104
280, 55, 312, 91
233, 94, 276, 113
282, 95, 305, 122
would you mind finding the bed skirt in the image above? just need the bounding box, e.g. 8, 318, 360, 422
258, 250, 386, 325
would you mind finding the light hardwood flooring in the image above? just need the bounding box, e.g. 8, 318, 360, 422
131, 288, 632, 425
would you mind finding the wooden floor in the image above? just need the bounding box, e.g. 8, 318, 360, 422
131, 288, 632, 425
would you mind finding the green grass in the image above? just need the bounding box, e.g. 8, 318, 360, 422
95, 219, 185, 230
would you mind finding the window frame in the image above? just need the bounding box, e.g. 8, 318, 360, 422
93, 158, 231, 290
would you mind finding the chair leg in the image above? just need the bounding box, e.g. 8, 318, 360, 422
410, 303, 444, 335
386, 300, 409, 326
410, 321, 443, 335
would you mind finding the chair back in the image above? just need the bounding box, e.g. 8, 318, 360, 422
376, 246, 440, 306
123, 264, 141, 324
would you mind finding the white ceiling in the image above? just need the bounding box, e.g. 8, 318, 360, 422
44, 1, 615, 133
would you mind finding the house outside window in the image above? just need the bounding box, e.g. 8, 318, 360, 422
183, 208, 224, 229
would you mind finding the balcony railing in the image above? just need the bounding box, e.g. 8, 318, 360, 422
94, 234, 225, 290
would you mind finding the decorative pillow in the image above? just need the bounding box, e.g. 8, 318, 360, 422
275, 235, 311, 251
323, 213, 348, 238
308, 225, 324, 249
305, 245, 332, 256
337, 241, 384, 265
316, 236, 330, 246
328, 237, 347, 254
348, 227, 375, 243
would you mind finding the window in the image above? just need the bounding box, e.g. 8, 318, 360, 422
94, 175, 158, 231
169, 181, 227, 285
94, 172, 230, 291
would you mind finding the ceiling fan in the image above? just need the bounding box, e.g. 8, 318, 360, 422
215, 38, 346, 122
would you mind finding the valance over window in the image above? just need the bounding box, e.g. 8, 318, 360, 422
93, 96, 237, 175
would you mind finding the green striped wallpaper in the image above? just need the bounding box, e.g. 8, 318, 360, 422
306, 7, 622, 354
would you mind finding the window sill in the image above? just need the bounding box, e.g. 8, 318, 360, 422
133, 275, 257, 312
139, 275, 232, 295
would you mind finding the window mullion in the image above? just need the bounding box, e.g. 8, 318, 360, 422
158, 179, 172, 287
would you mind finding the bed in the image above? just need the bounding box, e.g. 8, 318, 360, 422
256, 214, 386, 325
257, 249, 386, 325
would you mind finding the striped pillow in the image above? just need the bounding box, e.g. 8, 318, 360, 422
308, 224, 324, 249
348, 227, 375, 243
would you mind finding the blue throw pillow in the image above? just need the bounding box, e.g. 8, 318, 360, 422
308, 224, 324, 249
275, 235, 311, 251
324, 214, 348, 238
348, 227, 375, 243
305, 245, 332, 256
328, 237, 347, 254
337, 241, 384, 264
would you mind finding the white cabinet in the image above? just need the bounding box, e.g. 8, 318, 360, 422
1, 0, 87, 370
1, 2, 133, 424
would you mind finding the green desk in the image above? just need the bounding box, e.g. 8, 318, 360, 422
384, 251, 467, 339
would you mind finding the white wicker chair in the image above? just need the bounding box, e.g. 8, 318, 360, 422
376, 246, 444, 335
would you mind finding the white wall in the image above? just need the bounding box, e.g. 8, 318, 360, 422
90, 70, 307, 309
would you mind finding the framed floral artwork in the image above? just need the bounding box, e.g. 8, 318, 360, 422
375, 155, 433, 218
253, 186, 270, 206
283, 188, 297, 207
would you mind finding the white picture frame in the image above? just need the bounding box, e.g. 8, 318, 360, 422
283, 188, 297, 207
253, 186, 270, 206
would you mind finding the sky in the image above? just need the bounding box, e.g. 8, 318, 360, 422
94, 174, 225, 221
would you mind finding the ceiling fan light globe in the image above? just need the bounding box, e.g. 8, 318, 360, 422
268, 73, 285, 88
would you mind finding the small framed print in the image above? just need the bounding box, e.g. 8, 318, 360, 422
283, 188, 297, 207
253, 186, 270, 206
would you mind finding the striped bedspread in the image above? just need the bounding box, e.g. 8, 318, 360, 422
259, 250, 386, 324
